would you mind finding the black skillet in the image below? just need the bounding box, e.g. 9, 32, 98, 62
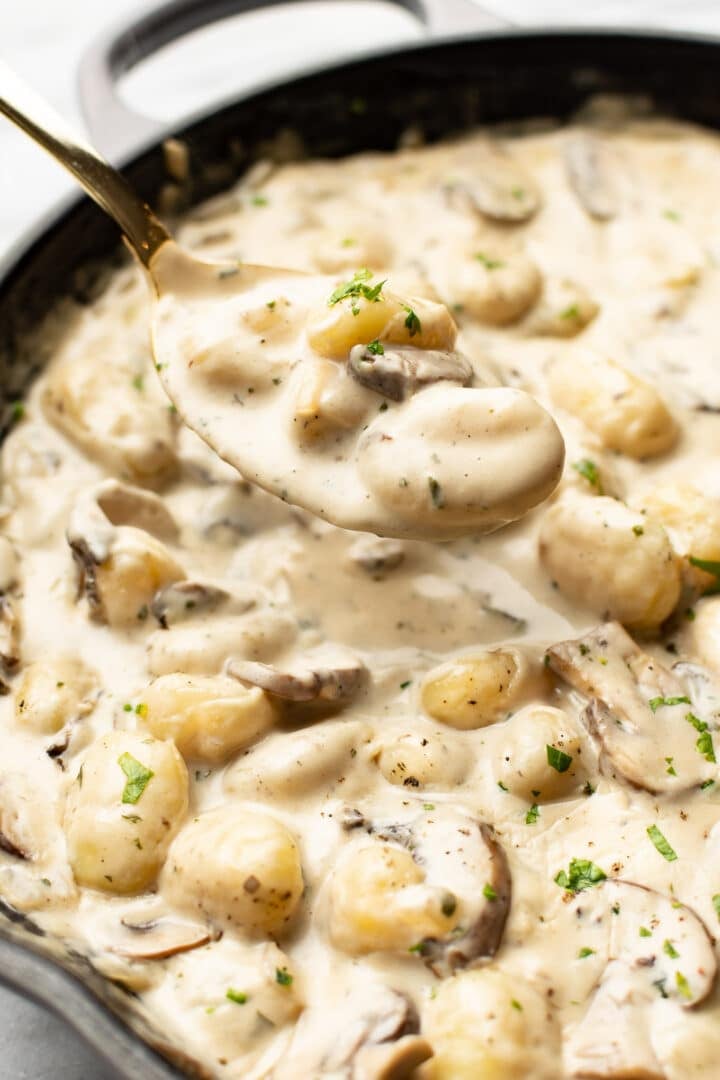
1, 1, 719, 1074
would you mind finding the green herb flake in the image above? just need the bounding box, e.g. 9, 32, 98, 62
554, 858, 607, 893
510, 998, 523, 1011
328, 268, 385, 307
122, 814, 142, 823
474, 252, 505, 270
560, 304, 580, 320
408, 941, 428, 955
118, 752, 154, 805
341, 236, 356, 247
251, 195, 268, 207
663, 939, 680, 959
689, 555, 720, 594
441, 893, 458, 917
685, 713, 717, 762
525, 803, 540, 825
131, 374, 144, 392
675, 971, 692, 1001
366, 338, 385, 355
122, 703, 133, 712
40, 877, 51, 887
428, 477, 445, 509
403, 306, 422, 337
647, 824, 678, 862
578, 947, 596, 958
483, 883, 498, 901
712, 894, 720, 921
583, 780, 596, 796
226, 988, 248, 1005
546, 744, 573, 773
497, 780, 509, 792
266, 300, 276, 310
572, 458, 603, 493
701, 779, 715, 791
399, 680, 412, 690
663, 209, 681, 222
275, 967, 293, 987
423, 803, 435, 811
648, 695, 690, 713
10, 401, 25, 423
632, 525, 645, 537
666, 757, 677, 776
639, 926, 652, 937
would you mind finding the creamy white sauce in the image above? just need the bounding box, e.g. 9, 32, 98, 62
3, 106, 720, 1078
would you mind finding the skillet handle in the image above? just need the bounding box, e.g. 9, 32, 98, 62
78, 0, 508, 161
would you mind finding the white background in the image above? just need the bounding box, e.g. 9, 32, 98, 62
2, 0, 720, 1075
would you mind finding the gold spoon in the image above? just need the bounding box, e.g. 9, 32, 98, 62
0, 63, 564, 539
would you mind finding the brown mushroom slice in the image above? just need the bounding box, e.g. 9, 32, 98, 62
67, 479, 179, 564
347, 344, 473, 402
277, 986, 431, 1080
567, 880, 716, 1078
347, 535, 406, 575
149, 579, 258, 628
564, 132, 619, 221
109, 917, 211, 960
547, 622, 714, 793
449, 144, 541, 222
227, 645, 369, 705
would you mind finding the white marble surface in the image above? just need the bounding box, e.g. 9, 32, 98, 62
2, 0, 720, 1076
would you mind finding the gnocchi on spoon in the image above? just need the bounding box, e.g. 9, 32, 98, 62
0, 64, 565, 539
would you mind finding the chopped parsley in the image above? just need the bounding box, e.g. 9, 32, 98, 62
423, 803, 435, 811
712, 894, 720, 921
399, 680, 412, 690
408, 941, 428, 955
131, 374, 144, 392
118, 753, 154, 805
701, 779, 716, 790
366, 338, 384, 356
403, 306, 422, 337
10, 401, 24, 423
275, 967, 293, 987
632, 525, 645, 537
639, 926, 652, 937
663, 208, 681, 222
546, 745, 573, 773
663, 939, 680, 959
665, 757, 677, 776
685, 712, 717, 762
554, 858, 607, 893
647, 824, 677, 862
688, 555, 720, 594
560, 304, 580, 320
675, 971, 692, 1001
428, 477, 445, 509
475, 252, 504, 270
483, 883, 498, 901
266, 300, 276, 310
328, 268, 385, 307
577, 947, 595, 958
226, 988, 248, 1005
497, 781, 509, 792
648, 695, 690, 713
251, 194, 268, 207
572, 458, 603, 493
510, 998, 523, 1011
525, 803, 540, 825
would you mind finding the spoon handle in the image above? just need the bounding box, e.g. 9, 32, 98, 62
0, 61, 170, 268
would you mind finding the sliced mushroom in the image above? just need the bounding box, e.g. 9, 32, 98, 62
328, 806, 511, 978
67, 479, 179, 564
276, 986, 432, 1080
347, 535, 406, 575
227, 645, 368, 706
448, 144, 541, 222
110, 917, 211, 960
564, 132, 618, 221
547, 622, 716, 793
347, 344, 473, 402
151, 578, 239, 630
566, 880, 716, 1078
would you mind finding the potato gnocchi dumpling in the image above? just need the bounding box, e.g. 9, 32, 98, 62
423, 969, 560, 1080
42, 352, 177, 484
140, 673, 275, 763
373, 730, 469, 788
443, 249, 542, 325
422, 647, 536, 729
632, 483, 720, 591
14, 657, 98, 735
64, 731, 188, 893
548, 352, 678, 459
161, 806, 304, 934
91, 529, 185, 626
328, 843, 459, 954
494, 705, 586, 801
539, 492, 682, 631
